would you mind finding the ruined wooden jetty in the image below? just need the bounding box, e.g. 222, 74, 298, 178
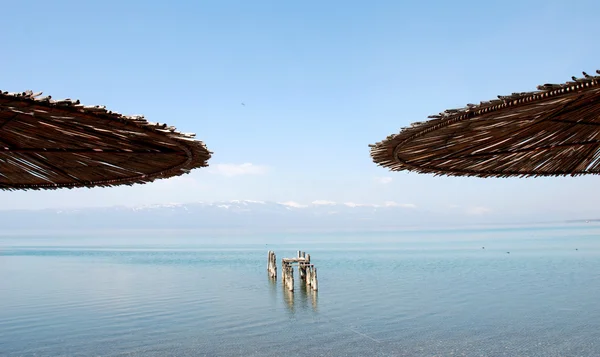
269, 250, 318, 292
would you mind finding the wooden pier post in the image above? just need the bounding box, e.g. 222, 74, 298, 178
299, 252, 305, 281
281, 259, 286, 282
284, 261, 294, 291
299, 263, 305, 280
299, 252, 309, 281
273, 251, 277, 278
267, 251, 277, 279
311, 267, 318, 291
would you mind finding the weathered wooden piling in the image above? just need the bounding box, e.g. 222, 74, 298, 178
282, 260, 294, 291
288, 263, 294, 291
267, 250, 277, 279
301, 264, 318, 291
299, 263, 305, 280
303, 253, 310, 281
298, 251, 307, 281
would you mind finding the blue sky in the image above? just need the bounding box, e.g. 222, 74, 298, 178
2, 0, 600, 220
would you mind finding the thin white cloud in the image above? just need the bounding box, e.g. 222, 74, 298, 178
466, 206, 492, 215
279, 201, 308, 208
375, 176, 393, 184
384, 201, 417, 208
208, 163, 268, 177
344, 202, 370, 208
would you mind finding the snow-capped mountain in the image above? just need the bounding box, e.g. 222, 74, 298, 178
0, 200, 557, 232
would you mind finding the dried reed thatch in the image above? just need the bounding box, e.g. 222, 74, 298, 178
370, 70, 600, 178
0, 90, 211, 190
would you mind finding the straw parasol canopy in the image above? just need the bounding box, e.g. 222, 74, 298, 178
370, 70, 600, 178
0, 90, 211, 190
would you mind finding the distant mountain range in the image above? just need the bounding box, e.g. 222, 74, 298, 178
0, 200, 580, 233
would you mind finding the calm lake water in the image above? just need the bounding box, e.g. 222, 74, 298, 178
2, 224, 600, 356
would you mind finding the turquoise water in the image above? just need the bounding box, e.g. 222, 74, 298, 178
1, 224, 600, 356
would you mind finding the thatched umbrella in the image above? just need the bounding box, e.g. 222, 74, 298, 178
0, 90, 211, 190
370, 70, 600, 178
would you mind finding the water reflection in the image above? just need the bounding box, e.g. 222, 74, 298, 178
310, 287, 318, 311
268, 274, 277, 304
283, 285, 295, 314
299, 281, 318, 312
276, 277, 318, 314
